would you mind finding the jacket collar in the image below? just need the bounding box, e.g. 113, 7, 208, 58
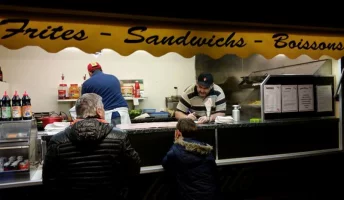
174, 137, 213, 155
71, 118, 108, 125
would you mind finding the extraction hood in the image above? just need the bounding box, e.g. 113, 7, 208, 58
239, 59, 328, 89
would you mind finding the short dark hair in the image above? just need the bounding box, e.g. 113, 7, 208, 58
176, 118, 197, 138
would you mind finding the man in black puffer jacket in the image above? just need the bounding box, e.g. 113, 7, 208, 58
43, 93, 141, 200
162, 118, 222, 200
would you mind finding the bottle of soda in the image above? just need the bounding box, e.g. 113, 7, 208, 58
22, 91, 32, 120
1, 91, 11, 121
12, 91, 22, 121
134, 81, 140, 98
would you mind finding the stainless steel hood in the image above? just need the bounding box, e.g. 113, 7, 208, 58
239, 59, 329, 89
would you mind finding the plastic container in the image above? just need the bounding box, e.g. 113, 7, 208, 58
149, 111, 169, 118
58, 84, 67, 99
69, 84, 80, 99
142, 109, 156, 113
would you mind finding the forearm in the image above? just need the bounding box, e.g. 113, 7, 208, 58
210, 112, 225, 121
175, 111, 188, 120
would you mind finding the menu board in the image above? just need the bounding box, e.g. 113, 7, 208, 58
316, 85, 332, 112
298, 85, 314, 112
281, 85, 298, 113
263, 85, 281, 113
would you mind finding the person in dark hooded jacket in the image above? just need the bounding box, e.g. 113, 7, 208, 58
43, 93, 141, 200
162, 118, 221, 200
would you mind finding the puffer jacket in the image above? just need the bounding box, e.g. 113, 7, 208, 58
43, 118, 141, 200
162, 137, 221, 200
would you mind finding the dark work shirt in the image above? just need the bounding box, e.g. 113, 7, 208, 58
82, 70, 128, 118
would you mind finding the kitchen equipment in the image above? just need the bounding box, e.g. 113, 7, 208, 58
239, 74, 267, 89
166, 86, 181, 110
0, 120, 39, 183
38, 112, 68, 129
40, 116, 63, 129
33, 112, 50, 131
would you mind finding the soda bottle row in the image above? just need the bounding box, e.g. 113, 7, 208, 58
1, 91, 32, 121
0, 156, 29, 172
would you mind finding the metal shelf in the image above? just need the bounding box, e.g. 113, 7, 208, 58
123, 97, 147, 100
0, 146, 29, 150
57, 99, 77, 102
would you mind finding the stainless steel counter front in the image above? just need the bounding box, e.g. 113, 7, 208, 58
0, 165, 42, 189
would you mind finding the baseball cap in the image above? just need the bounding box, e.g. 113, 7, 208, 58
197, 73, 214, 88
87, 62, 102, 72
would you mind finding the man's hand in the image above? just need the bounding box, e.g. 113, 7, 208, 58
198, 116, 210, 124
187, 112, 197, 121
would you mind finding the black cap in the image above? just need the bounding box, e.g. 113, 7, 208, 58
197, 73, 214, 88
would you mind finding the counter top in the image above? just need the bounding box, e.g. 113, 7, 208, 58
117, 117, 339, 134
39, 116, 339, 139
131, 117, 176, 123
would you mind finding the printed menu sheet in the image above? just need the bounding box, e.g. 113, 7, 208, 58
298, 85, 314, 112
281, 85, 298, 113
316, 85, 333, 112
264, 85, 281, 113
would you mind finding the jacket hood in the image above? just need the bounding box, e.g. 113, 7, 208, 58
175, 137, 213, 155
67, 118, 113, 144
173, 137, 213, 164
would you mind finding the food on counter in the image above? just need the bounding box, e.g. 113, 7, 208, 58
250, 118, 262, 123
129, 109, 142, 119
